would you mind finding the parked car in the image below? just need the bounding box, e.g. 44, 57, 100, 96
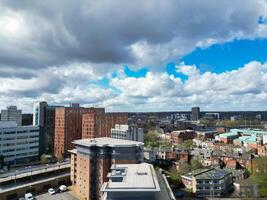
24, 193, 34, 200
48, 188, 56, 195
59, 185, 67, 192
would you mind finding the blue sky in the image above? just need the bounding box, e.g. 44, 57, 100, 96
124, 38, 267, 79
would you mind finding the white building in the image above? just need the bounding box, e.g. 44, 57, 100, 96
101, 163, 160, 200
0, 121, 39, 165
111, 124, 144, 142
1, 106, 22, 126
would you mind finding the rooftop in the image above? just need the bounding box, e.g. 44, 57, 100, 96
182, 168, 231, 180
101, 163, 160, 192
73, 137, 143, 148
195, 168, 232, 180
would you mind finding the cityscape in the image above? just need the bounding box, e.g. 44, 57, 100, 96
1, 1, 267, 200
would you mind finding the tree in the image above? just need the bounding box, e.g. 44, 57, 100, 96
144, 130, 160, 148
191, 158, 203, 170
40, 154, 48, 164
181, 140, 193, 148
250, 157, 267, 197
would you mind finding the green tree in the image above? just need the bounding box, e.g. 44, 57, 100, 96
40, 154, 48, 164
191, 158, 203, 170
181, 140, 193, 148
144, 130, 160, 148
250, 157, 267, 196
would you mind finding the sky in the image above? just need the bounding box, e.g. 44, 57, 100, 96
0, 0, 267, 113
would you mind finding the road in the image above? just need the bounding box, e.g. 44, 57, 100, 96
0, 161, 70, 178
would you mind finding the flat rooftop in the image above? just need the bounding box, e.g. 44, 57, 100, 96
182, 168, 232, 180
73, 137, 143, 148
195, 168, 231, 180
101, 163, 160, 192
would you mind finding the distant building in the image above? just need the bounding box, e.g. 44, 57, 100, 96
170, 130, 196, 144
33, 102, 47, 127
33, 102, 47, 155
54, 105, 105, 158
181, 168, 233, 197
0, 121, 39, 165
69, 137, 143, 200
33, 101, 62, 155
191, 107, 200, 121
1, 106, 22, 126
202, 113, 220, 120
82, 112, 128, 139
101, 163, 160, 200
111, 124, 144, 142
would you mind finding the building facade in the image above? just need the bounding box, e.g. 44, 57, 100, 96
54, 106, 105, 158
0, 121, 39, 165
111, 124, 144, 142
1, 106, 22, 126
170, 130, 196, 144
182, 168, 233, 197
101, 163, 160, 200
70, 137, 143, 200
82, 113, 128, 139
191, 107, 200, 121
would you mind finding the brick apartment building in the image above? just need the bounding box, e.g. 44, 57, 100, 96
82, 112, 128, 138
54, 105, 105, 158
170, 130, 196, 144
70, 137, 143, 200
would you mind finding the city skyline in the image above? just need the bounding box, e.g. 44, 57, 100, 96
1, 1, 267, 112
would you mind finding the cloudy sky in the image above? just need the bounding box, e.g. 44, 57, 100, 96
1, 0, 267, 113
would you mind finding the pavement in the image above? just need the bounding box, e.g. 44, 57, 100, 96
35, 191, 79, 200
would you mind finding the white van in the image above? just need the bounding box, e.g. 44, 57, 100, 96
24, 193, 34, 200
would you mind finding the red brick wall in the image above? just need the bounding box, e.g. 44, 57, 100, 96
82, 113, 128, 139
54, 107, 105, 158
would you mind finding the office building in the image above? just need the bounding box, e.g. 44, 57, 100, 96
101, 163, 160, 200
54, 105, 105, 158
191, 107, 200, 121
33, 102, 47, 126
82, 113, 128, 139
0, 121, 39, 165
181, 168, 233, 197
70, 137, 143, 200
1, 106, 22, 126
33, 102, 47, 155
111, 124, 144, 142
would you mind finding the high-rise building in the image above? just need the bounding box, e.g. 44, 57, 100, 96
54, 105, 105, 158
111, 124, 144, 142
33, 102, 47, 127
33, 102, 47, 155
0, 121, 39, 165
82, 113, 128, 139
101, 163, 160, 200
1, 106, 22, 126
191, 107, 200, 121
70, 137, 143, 200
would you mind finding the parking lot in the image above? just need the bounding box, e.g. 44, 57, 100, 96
35, 191, 79, 200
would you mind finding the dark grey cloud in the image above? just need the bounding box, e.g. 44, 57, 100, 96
0, 0, 265, 70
